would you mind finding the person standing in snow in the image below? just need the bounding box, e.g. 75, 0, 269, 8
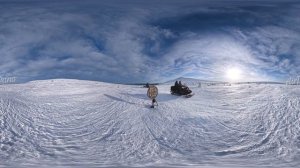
147, 85, 158, 108
151, 98, 158, 108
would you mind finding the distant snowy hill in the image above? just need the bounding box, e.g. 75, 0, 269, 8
166, 77, 284, 86
0, 79, 299, 167
164, 77, 220, 86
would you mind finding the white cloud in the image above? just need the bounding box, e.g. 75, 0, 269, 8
0, 1, 299, 83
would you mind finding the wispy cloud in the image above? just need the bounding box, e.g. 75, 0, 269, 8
0, 0, 299, 83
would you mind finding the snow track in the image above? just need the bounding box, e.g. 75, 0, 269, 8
0, 79, 299, 167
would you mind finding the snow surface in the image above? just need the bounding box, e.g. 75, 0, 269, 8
0, 79, 300, 167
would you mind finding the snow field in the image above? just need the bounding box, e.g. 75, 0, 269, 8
0, 79, 299, 167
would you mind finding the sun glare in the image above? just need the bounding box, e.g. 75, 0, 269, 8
226, 67, 242, 81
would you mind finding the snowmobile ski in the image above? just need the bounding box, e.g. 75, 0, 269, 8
185, 93, 194, 98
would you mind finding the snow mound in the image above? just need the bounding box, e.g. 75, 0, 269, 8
0, 79, 300, 167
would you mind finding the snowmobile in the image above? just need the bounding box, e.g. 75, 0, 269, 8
170, 84, 194, 98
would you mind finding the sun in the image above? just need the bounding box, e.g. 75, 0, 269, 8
226, 67, 242, 81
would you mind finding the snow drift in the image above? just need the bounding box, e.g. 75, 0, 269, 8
0, 79, 299, 167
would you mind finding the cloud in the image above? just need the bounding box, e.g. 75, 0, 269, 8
236, 26, 300, 78
0, 0, 299, 83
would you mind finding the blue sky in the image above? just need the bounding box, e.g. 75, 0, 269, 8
0, 0, 299, 83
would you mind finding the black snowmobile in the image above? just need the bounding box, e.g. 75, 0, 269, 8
171, 81, 194, 98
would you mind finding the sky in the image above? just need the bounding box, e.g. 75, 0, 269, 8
0, 0, 299, 83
